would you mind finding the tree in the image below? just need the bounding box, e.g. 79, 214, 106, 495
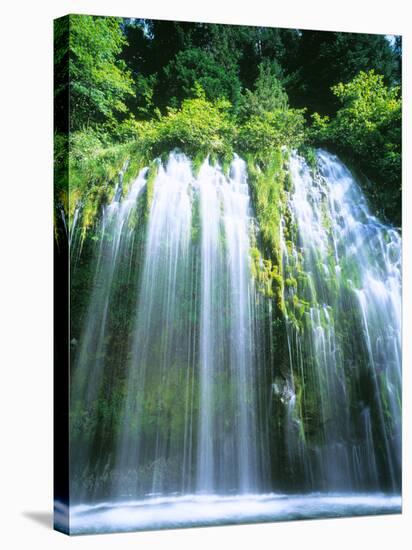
69, 15, 134, 130
158, 48, 241, 108
289, 31, 400, 115
239, 60, 289, 121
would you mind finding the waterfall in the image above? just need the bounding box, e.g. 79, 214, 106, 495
196, 155, 260, 493
66, 148, 401, 533
69, 168, 148, 499
69, 151, 266, 500
282, 150, 401, 492
115, 153, 197, 497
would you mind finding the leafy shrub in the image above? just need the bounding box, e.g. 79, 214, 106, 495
140, 85, 236, 159
237, 109, 306, 162
310, 70, 401, 225
69, 128, 107, 162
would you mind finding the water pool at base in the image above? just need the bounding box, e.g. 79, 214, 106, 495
56, 493, 401, 535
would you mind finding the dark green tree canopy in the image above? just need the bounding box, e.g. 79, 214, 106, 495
239, 60, 289, 121
288, 31, 401, 115
159, 48, 241, 108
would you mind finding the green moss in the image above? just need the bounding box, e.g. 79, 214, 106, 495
191, 151, 207, 176
319, 195, 333, 233
378, 371, 393, 427
299, 144, 318, 170
285, 277, 297, 289
68, 138, 148, 242
220, 153, 234, 177
122, 156, 145, 195
144, 161, 159, 217
246, 148, 299, 318
247, 149, 285, 264
191, 193, 201, 244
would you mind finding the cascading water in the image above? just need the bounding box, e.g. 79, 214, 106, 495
196, 155, 260, 493
115, 153, 197, 497
64, 148, 401, 534
281, 150, 401, 492
69, 167, 148, 500
70, 152, 267, 502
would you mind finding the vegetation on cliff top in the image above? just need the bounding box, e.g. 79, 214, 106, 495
309, 70, 401, 225
54, 15, 402, 234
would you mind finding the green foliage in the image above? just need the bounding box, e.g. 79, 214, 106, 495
238, 110, 305, 161
68, 129, 144, 236
137, 87, 236, 160
310, 70, 401, 225
161, 48, 241, 107
57, 16, 402, 229
64, 90, 227, 237
239, 60, 289, 120
250, 247, 284, 304
133, 74, 157, 118
247, 149, 289, 312
289, 31, 401, 115
69, 127, 109, 163
54, 17, 70, 134
69, 15, 134, 130
237, 63, 305, 162
298, 144, 317, 170
54, 132, 69, 204
309, 112, 330, 139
